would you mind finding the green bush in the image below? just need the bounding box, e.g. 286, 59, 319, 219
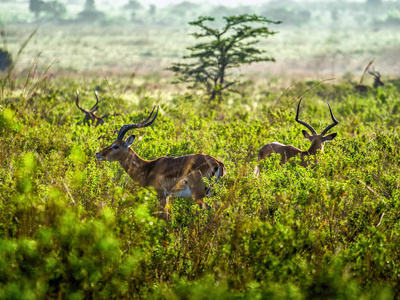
0, 76, 399, 298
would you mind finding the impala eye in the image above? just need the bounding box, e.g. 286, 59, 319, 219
111, 144, 119, 150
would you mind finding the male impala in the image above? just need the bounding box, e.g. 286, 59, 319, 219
96, 107, 226, 220
355, 70, 385, 92
368, 69, 385, 88
76, 90, 120, 126
354, 59, 385, 92
257, 98, 338, 168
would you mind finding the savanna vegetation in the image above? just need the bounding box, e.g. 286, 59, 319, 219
1, 0, 400, 299
167, 14, 280, 102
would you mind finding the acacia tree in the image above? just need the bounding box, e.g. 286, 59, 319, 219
167, 14, 280, 102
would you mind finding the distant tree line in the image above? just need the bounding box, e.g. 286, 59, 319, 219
29, 0, 66, 19
27, 0, 146, 21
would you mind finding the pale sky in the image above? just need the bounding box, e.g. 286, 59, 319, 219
99, 0, 368, 8
145, 0, 265, 5
141, 0, 365, 6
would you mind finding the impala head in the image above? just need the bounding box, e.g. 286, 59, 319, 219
368, 69, 385, 88
96, 106, 158, 162
76, 90, 104, 126
296, 98, 338, 153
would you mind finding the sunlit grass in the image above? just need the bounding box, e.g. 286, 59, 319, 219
1, 1, 400, 298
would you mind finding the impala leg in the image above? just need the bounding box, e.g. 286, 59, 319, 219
195, 198, 211, 210
184, 172, 212, 210
157, 195, 170, 221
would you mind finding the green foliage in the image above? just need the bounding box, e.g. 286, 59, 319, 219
382, 9, 400, 26
167, 14, 280, 102
29, 0, 67, 20
0, 76, 400, 298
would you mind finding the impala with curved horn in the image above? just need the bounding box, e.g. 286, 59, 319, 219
76, 90, 120, 126
257, 98, 339, 168
368, 69, 385, 88
354, 59, 385, 92
96, 107, 226, 220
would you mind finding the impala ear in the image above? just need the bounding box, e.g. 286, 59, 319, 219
302, 130, 313, 141
123, 135, 136, 148
322, 132, 337, 142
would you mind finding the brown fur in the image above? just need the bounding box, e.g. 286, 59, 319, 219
76, 90, 120, 127
354, 85, 369, 93
258, 131, 337, 167
257, 99, 338, 171
96, 137, 225, 220
355, 68, 384, 92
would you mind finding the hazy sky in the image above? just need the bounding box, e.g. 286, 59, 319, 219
143, 0, 272, 6
142, 0, 365, 6
103, 0, 367, 8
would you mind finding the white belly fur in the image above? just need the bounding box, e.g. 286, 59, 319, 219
169, 186, 192, 198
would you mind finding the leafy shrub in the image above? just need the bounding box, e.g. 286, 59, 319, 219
0, 76, 400, 298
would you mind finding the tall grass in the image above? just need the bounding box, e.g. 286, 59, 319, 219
0, 74, 399, 298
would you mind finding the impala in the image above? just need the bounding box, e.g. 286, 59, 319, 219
76, 90, 120, 126
257, 98, 338, 168
354, 59, 385, 92
355, 70, 385, 92
368, 69, 385, 88
96, 107, 226, 220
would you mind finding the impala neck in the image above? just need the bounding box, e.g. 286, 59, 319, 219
303, 139, 323, 156
119, 148, 152, 187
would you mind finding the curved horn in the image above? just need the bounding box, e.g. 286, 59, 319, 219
295, 98, 317, 135
136, 105, 157, 124
320, 102, 339, 135
368, 68, 381, 78
90, 91, 100, 113
76, 90, 88, 113
117, 106, 159, 141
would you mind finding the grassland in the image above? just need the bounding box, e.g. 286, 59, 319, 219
1, 0, 400, 299
2, 1, 400, 79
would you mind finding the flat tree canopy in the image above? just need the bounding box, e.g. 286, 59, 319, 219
167, 14, 280, 102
